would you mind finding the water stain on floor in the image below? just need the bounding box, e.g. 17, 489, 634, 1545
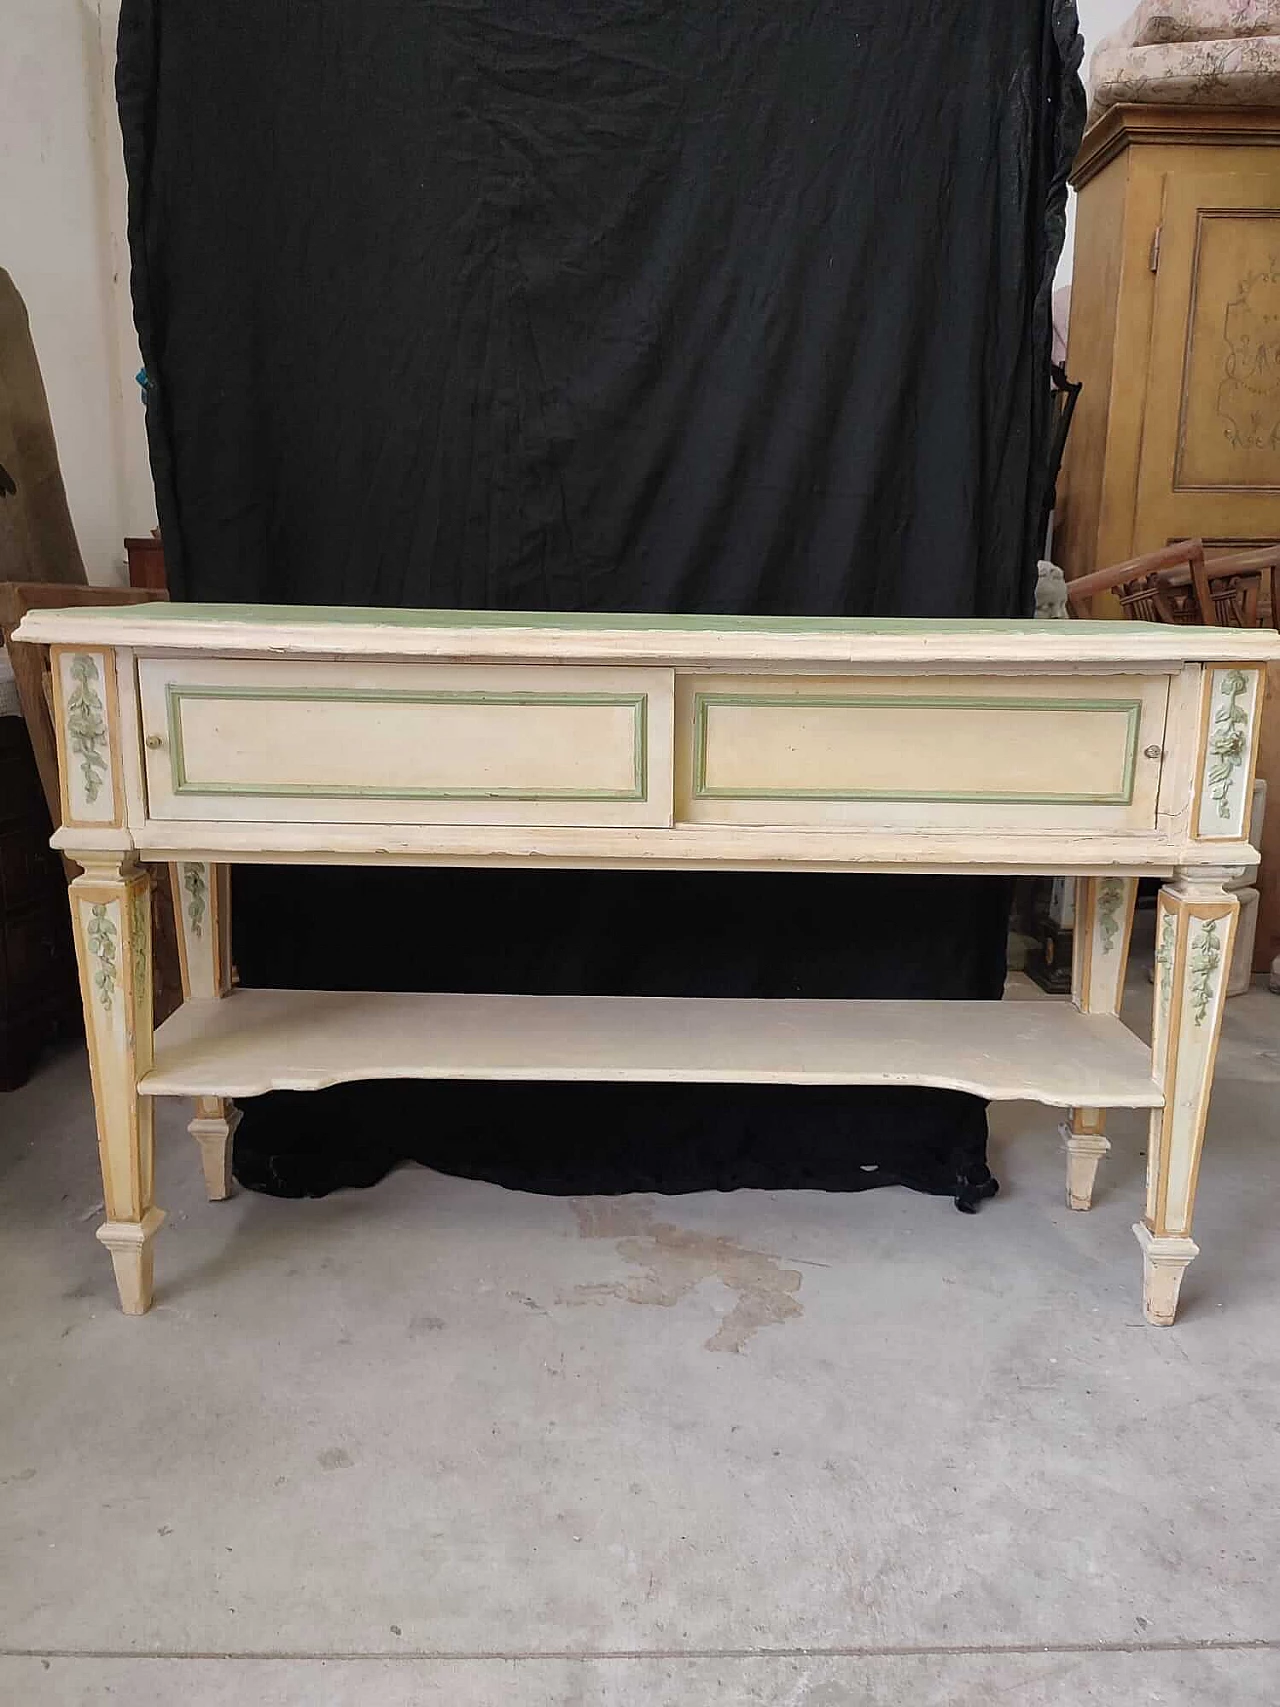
567, 1197, 802, 1353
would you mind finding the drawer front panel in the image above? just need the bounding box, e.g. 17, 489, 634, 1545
138, 659, 674, 826
677, 674, 1169, 831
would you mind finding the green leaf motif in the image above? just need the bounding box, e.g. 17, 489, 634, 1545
66, 654, 109, 805
86, 901, 118, 1012
131, 888, 148, 998
1097, 878, 1125, 955
182, 864, 207, 938
1188, 919, 1223, 1028
1154, 913, 1177, 1021
1207, 669, 1251, 822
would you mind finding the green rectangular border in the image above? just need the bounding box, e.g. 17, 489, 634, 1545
691, 693, 1143, 805
164, 685, 648, 802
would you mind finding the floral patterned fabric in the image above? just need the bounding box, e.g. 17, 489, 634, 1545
1090, 0, 1280, 114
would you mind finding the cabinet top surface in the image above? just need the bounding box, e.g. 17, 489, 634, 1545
14, 601, 1280, 666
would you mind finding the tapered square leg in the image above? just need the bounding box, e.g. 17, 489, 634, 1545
1062, 1111, 1110, 1213
97, 1208, 167, 1316
170, 861, 239, 1200
1066, 875, 1137, 1210
188, 1097, 241, 1201
70, 858, 163, 1314
1137, 869, 1240, 1325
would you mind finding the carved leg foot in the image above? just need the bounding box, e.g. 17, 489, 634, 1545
96, 1207, 167, 1316
1062, 1111, 1110, 1211
188, 1097, 240, 1201
1134, 1224, 1199, 1327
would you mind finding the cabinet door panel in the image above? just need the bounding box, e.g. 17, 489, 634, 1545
1138, 172, 1280, 545
137, 657, 674, 827
675, 673, 1169, 831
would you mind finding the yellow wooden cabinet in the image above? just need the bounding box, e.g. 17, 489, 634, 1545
1059, 105, 1280, 974
1058, 105, 1280, 585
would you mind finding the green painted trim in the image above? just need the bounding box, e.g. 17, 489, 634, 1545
691, 693, 1143, 805
51, 601, 1167, 637
164, 685, 649, 802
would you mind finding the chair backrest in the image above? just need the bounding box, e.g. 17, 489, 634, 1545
1116, 573, 1202, 626
1191, 546, 1279, 630
1066, 539, 1206, 621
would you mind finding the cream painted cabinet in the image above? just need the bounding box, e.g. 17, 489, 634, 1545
14, 601, 1280, 1328
1058, 104, 1280, 974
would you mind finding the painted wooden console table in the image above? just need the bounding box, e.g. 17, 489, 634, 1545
15, 603, 1280, 1324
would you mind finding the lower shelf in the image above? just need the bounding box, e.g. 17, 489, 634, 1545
140, 989, 1164, 1108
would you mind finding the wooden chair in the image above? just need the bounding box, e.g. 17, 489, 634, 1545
1066, 539, 1206, 622
1191, 544, 1278, 630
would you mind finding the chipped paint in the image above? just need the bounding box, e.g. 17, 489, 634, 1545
567, 1197, 802, 1353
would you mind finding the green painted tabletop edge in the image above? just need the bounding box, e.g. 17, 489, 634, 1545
20, 602, 1218, 637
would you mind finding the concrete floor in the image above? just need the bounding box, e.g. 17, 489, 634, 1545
2, 948, 1280, 1705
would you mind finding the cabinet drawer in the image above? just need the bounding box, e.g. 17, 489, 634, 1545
138, 659, 674, 826
676, 674, 1170, 832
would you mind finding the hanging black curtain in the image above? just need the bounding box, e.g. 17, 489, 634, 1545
117, 0, 1085, 1204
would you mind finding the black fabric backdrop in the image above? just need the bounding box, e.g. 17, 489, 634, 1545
117, 0, 1084, 1204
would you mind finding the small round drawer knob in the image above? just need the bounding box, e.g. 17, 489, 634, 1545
145, 735, 164, 750
1143, 745, 1162, 760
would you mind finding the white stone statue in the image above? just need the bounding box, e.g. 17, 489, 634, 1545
1035, 559, 1071, 620
1090, 1, 1280, 118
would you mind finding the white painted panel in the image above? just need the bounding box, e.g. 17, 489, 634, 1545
176, 695, 639, 794
137, 658, 674, 828
678, 674, 1168, 831
701, 700, 1131, 797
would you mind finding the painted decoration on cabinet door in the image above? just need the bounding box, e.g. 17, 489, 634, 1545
1177, 212, 1280, 492
1196, 666, 1262, 840
1218, 260, 1280, 458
